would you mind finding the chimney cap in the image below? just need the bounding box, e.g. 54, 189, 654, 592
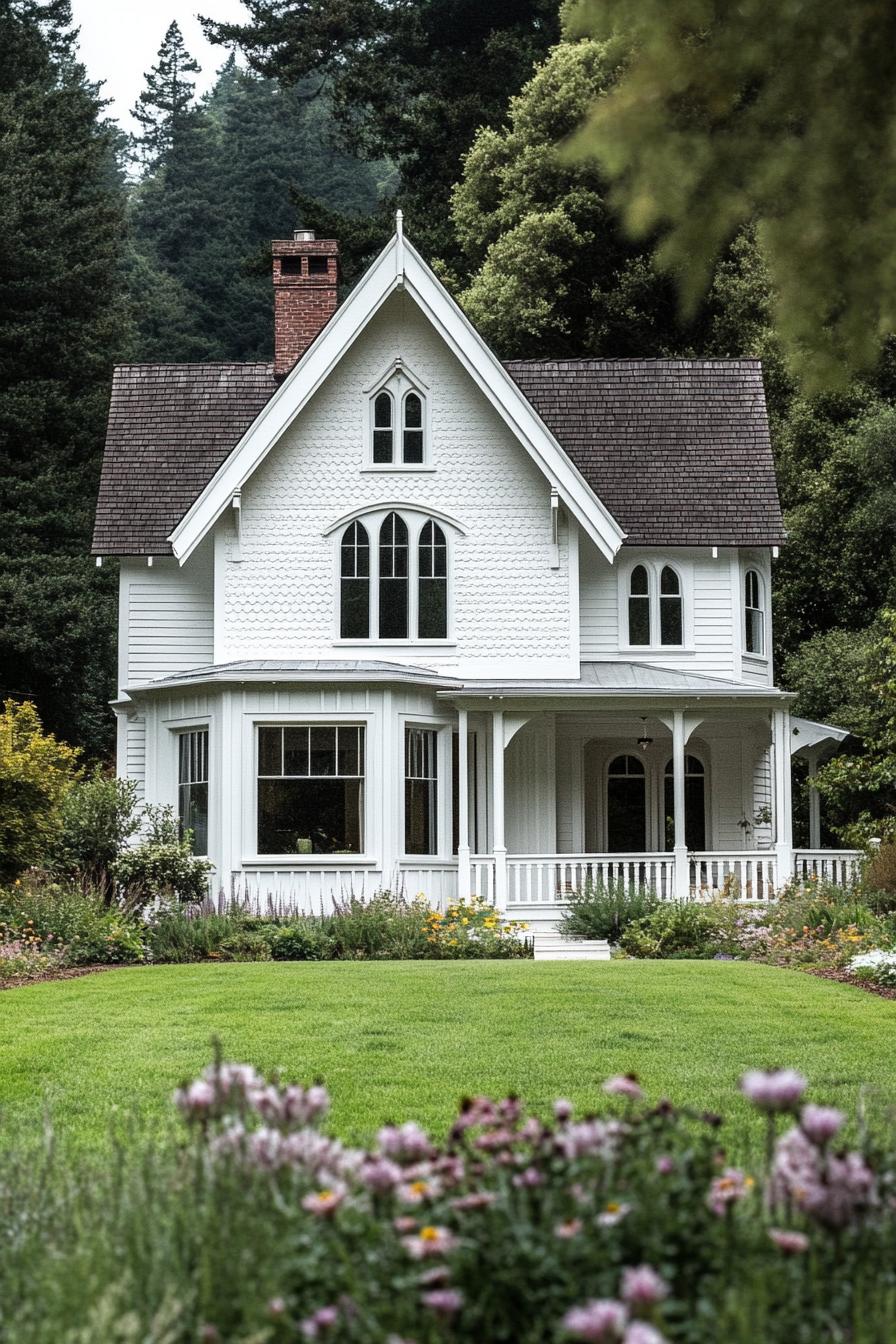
293, 228, 316, 242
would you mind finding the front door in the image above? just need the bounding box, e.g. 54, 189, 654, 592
606, 754, 647, 852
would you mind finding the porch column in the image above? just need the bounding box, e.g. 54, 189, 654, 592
457, 706, 472, 898
807, 750, 822, 851
772, 708, 794, 885
492, 708, 508, 911
672, 710, 690, 899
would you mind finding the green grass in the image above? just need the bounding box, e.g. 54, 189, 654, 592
1, 960, 894, 1153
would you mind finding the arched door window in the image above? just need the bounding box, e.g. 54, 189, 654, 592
660, 566, 683, 646
628, 565, 650, 645
744, 569, 764, 655
379, 512, 409, 638
418, 520, 447, 638
606, 754, 647, 852
372, 391, 394, 463
663, 755, 706, 851
340, 520, 370, 638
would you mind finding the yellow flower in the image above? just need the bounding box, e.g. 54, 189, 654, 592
420, 1225, 440, 1241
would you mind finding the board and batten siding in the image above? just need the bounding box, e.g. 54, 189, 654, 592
119, 542, 214, 689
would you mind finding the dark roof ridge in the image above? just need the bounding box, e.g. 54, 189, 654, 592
503, 356, 764, 366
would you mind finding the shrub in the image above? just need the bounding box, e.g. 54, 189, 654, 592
144, 907, 249, 963
620, 901, 725, 958
0, 876, 146, 965
847, 949, 896, 988
269, 923, 335, 961
864, 841, 896, 905
2, 1058, 895, 1342
218, 930, 272, 962
55, 768, 140, 901
0, 699, 81, 880
560, 880, 658, 941
0, 935, 66, 985
112, 804, 213, 909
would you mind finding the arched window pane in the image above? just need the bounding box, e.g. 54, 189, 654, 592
607, 754, 646, 850
663, 756, 706, 850
418, 520, 447, 639
660, 565, 683, 645
745, 569, 764, 655
403, 392, 424, 463
373, 391, 394, 463
628, 565, 650, 645
379, 512, 409, 638
340, 521, 370, 638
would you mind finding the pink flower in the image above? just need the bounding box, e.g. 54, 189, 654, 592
398, 1177, 441, 1205
707, 1168, 754, 1217
419, 1266, 451, 1287
740, 1069, 807, 1113
554, 1218, 583, 1239
421, 1288, 463, 1316
402, 1225, 459, 1259
174, 1079, 216, 1118
620, 1266, 668, 1309
512, 1166, 544, 1188
597, 1201, 631, 1227
655, 1156, 675, 1176
768, 1228, 810, 1254
603, 1075, 644, 1102
301, 1185, 345, 1217
623, 1326, 667, 1344
299, 1305, 339, 1338
393, 1215, 418, 1234
267, 1298, 287, 1319
799, 1104, 845, 1146
450, 1191, 496, 1212
563, 1298, 628, 1341
557, 1119, 626, 1161
378, 1121, 432, 1163
360, 1156, 404, 1193
554, 1098, 574, 1122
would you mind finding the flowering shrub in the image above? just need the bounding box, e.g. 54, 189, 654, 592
422, 896, 530, 958
0, 877, 147, 966
848, 948, 896, 987
0, 931, 66, 984
3, 1060, 895, 1341
560, 881, 658, 941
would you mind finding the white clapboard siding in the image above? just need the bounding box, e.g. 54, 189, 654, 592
126, 716, 146, 798
125, 553, 214, 684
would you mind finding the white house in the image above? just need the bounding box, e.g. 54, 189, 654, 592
92, 219, 857, 918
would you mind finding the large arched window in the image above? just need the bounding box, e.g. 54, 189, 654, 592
744, 569, 764, 655
340, 520, 370, 638
379, 512, 409, 638
403, 392, 424, 464
606, 754, 647, 852
372, 391, 394, 464
660, 565, 683, 646
628, 565, 650, 646
418, 520, 447, 638
663, 755, 706, 851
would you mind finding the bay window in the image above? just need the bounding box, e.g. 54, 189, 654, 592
257, 725, 365, 855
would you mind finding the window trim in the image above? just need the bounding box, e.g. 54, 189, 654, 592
364, 360, 431, 469
618, 558, 692, 652
329, 506, 461, 647
175, 725, 210, 857
743, 566, 767, 659
243, 713, 376, 866
398, 714, 453, 862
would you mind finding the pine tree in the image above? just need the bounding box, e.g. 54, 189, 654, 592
130, 20, 201, 168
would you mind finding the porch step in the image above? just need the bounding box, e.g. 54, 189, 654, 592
533, 931, 611, 961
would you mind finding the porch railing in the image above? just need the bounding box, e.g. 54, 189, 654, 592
505, 853, 675, 904
689, 851, 777, 902
793, 849, 863, 885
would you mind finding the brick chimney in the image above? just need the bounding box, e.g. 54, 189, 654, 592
272, 230, 340, 379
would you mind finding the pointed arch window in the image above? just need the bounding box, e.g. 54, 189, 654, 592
660, 566, 683, 646
628, 565, 650, 645
418, 520, 447, 639
340, 521, 370, 638
744, 569, 765, 655
372, 391, 394, 463
379, 512, 409, 638
403, 392, 424, 463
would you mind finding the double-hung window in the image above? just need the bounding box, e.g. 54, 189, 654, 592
405, 726, 438, 855
744, 569, 765, 655
257, 725, 365, 855
178, 729, 209, 855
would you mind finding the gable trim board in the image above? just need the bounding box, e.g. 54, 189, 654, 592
167, 233, 628, 566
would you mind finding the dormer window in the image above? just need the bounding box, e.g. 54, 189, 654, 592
744, 568, 765, 655
366, 362, 429, 467
623, 560, 687, 649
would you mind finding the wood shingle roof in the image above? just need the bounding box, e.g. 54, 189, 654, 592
91, 357, 785, 555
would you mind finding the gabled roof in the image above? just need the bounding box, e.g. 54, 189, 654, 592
92, 231, 785, 558
505, 359, 785, 548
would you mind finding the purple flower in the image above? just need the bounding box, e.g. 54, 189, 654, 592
740, 1069, 807, 1113
620, 1266, 668, 1309
799, 1104, 846, 1146
174, 1079, 216, 1118
623, 1326, 667, 1344
421, 1288, 463, 1317
655, 1155, 675, 1176
267, 1297, 287, 1319
512, 1166, 544, 1189
768, 1228, 810, 1254
360, 1155, 404, 1193
554, 1098, 574, 1122
450, 1191, 496, 1212
563, 1298, 628, 1341
603, 1075, 644, 1102
402, 1225, 458, 1259
554, 1218, 583, 1239
707, 1167, 754, 1217
378, 1121, 432, 1163
771, 1127, 877, 1228
300, 1305, 339, 1339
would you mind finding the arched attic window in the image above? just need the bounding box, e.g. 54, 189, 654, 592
660, 566, 683, 646
340, 521, 370, 638
744, 569, 765, 655
628, 565, 650, 645
372, 391, 394, 464
418, 520, 447, 638
403, 392, 424, 464
379, 512, 409, 638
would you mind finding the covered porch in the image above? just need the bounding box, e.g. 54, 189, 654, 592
445, 680, 861, 914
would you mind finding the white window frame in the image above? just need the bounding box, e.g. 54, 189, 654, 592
176, 726, 210, 857
618, 557, 692, 652
363, 359, 432, 471
327, 506, 461, 647
163, 714, 213, 859
743, 566, 767, 659
244, 713, 375, 866
398, 714, 453, 863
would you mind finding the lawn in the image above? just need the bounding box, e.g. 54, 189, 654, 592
1, 960, 893, 1153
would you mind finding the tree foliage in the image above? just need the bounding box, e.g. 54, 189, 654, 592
564, 0, 896, 386
0, 699, 81, 880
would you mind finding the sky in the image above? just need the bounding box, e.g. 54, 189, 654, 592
70, 0, 250, 133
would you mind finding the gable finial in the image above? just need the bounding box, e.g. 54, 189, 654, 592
395, 208, 403, 240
